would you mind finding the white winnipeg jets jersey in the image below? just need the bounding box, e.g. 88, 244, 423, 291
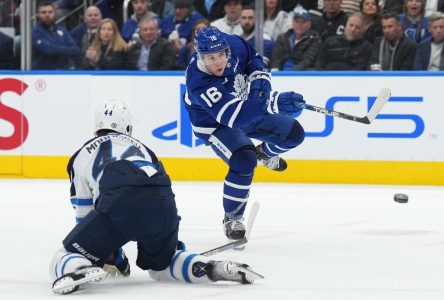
67, 133, 158, 223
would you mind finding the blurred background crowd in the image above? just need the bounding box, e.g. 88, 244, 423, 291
0, 0, 443, 71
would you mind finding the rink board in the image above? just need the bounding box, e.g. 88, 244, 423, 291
0, 71, 443, 185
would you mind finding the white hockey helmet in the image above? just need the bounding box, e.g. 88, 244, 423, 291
94, 100, 133, 136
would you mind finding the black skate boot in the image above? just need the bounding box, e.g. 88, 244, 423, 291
256, 143, 287, 171
206, 260, 264, 284
223, 215, 246, 240
52, 266, 107, 295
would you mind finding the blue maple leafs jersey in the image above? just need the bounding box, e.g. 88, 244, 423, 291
184, 33, 270, 140
67, 133, 159, 223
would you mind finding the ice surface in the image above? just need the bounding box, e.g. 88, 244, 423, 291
0, 179, 443, 300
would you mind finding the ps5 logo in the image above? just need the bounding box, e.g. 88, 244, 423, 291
306, 96, 425, 138
151, 85, 425, 147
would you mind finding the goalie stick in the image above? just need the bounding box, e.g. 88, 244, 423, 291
299, 87, 391, 124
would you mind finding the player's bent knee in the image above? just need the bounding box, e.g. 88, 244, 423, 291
149, 250, 210, 283
286, 121, 305, 148
50, 247, 92, 281
229, 146, 257, 175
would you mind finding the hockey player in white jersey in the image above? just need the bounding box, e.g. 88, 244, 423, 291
185, 27, 306, 241
49, 100, 263, 294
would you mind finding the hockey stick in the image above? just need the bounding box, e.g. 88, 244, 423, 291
234, 201, 260, 251
201, 237, 248, 257
300, 87, 391, 124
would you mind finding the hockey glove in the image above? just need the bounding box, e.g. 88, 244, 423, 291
103, 248, 131, 277
248, 70, 271, 100
266, 91, 305, 115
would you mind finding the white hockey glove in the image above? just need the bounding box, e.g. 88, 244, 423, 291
266, 91, 305, 115
248, 70, 271, 100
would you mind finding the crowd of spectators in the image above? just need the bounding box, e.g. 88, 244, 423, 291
0, 0, 443, 71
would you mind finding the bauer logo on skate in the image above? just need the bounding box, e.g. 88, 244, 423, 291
0, 78, 30, 150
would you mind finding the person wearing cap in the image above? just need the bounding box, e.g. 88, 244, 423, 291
159, 0, 205, 52
121, 0, 159, 42
211, 0, 243, 35
315, 12, 372, 70
239, 4, 274, 66
271, 8, 321, 70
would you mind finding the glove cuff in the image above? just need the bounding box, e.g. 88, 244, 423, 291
266, 91, 280, 114
248, 70, 271, 83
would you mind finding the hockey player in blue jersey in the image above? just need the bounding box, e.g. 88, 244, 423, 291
49, 100, 262, 294
185, 27, 306, 241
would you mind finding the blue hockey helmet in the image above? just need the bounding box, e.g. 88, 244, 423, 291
194, 26, 230, 56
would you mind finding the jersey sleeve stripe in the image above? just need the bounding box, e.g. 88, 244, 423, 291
216, 98, 242, 124
70, 198, 93, 206
227, 101, 244, 128
191, 124, 217, 134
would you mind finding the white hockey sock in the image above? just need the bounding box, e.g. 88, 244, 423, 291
50, 247, 93, 281
149, 250, 210, 283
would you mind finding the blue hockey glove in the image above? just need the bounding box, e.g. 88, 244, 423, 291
266, 91, 305, 115
248, 70, 271, 100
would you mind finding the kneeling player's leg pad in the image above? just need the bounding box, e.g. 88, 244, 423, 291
148, 250, 210, 284
63, 210, 126, 267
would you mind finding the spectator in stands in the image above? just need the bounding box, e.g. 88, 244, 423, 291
400, 0, 430, 43
32, 1, 81, 70
360, 0, 383, 44
70, 6, 102, 54
151, 0, 175, 18
193, 0, 229, 22
83, 18, 129, 69
425, 0, 444, 17
264, 0, 293, 41
341, 0, 361, 14
128, 18, 176, 70
369, 12, 417, 70
176, 19, 210, 69
271, 8, 321, 70
238, 4, 274, 66
311, 0, 349, 40
121, 0, 158, 42
160, 0, 204, 53
414, 12, 444, 70
315, 12, 372, 70
211, 0, 243, 35
0, 30, 14, 69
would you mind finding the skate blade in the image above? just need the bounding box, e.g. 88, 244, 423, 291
239, 266, 265, 282
52, 267, 107, 294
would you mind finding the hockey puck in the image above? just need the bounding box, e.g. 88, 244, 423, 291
394, 193, 408, 203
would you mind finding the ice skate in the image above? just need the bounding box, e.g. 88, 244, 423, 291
223, 215, 246, 241
206, 260, 264, 284
52, 266, 107, 295
256, 143, 287, 171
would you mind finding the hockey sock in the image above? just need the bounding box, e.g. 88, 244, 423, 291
149, 250, 210, 283
223, 148, 256, 218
